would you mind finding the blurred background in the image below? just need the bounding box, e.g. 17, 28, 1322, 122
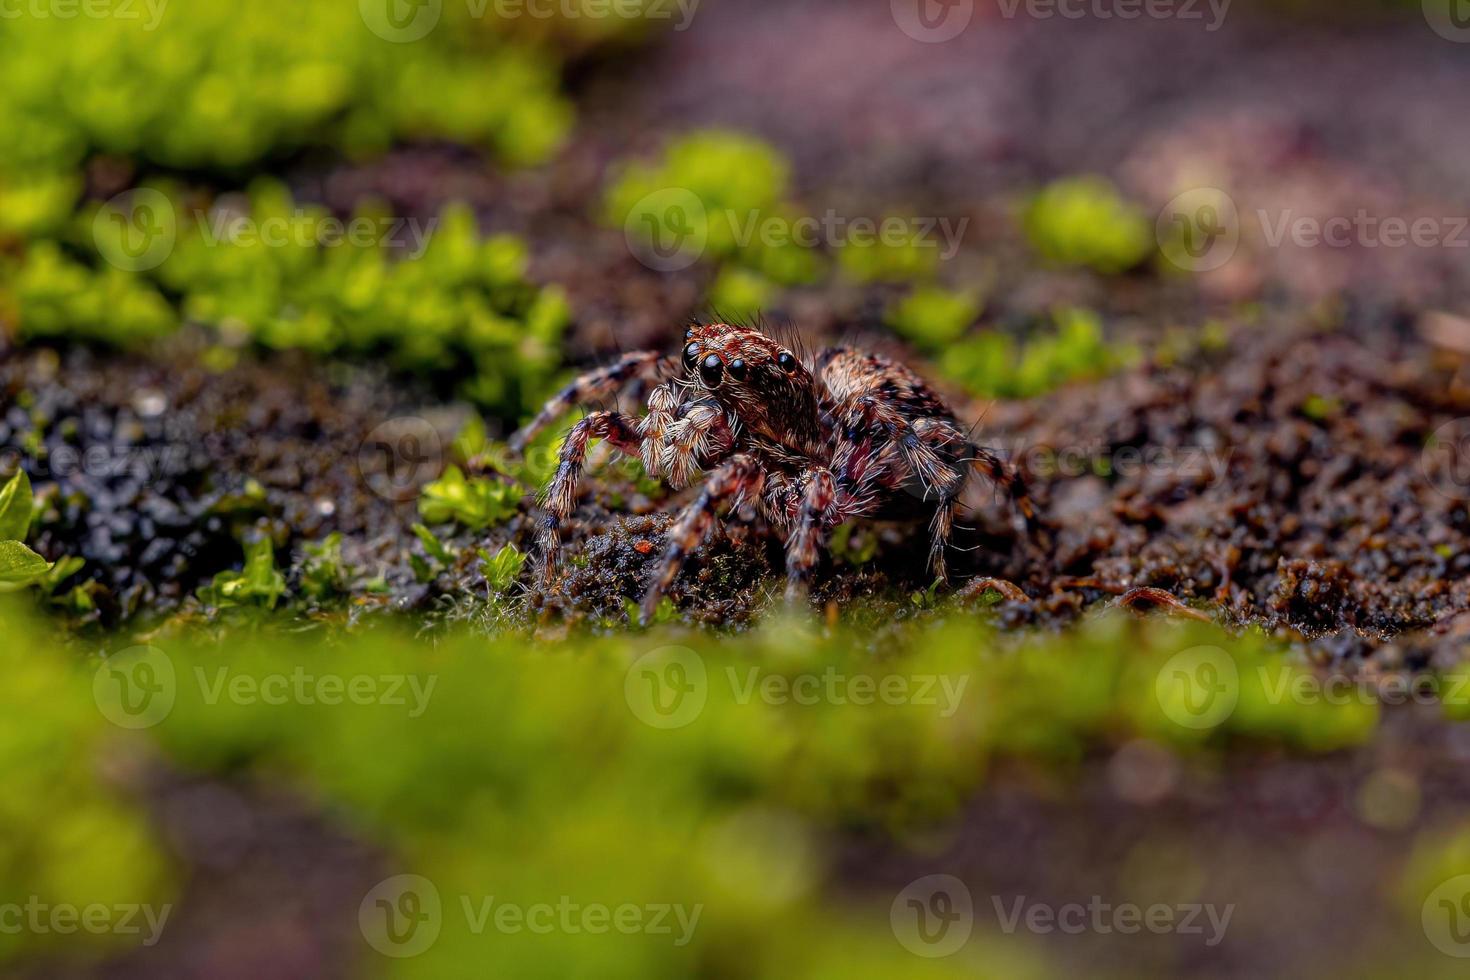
3, 0, 1470, 978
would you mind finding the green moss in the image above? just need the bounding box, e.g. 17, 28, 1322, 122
887, 286, 983, 349
836, 224, 941, 284
5, 185, 572, 418
0, 603, 174, 966
0, 0, 571, 236
938, 308, 1136, 399
1023, 176, 1153, 275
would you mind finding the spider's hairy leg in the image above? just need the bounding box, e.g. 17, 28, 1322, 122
538, 411, 646, 583
839, 396, 958, 498
911, 417, 971, 581
965, 443, 1039, 529
639, 454, 763, 624
510, 351, 670, 453
784, 467, 839, 603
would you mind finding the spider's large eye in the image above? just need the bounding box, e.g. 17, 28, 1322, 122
727, 358, 747, 382
683, 343, 700, 371
699, 353, 725, 388
777, 351, 798, 373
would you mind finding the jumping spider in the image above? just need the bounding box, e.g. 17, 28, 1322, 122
510, 321, 1033, 622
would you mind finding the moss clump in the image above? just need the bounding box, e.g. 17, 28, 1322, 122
0, 0, 571, 237
938, 308, 1137, 399
887, 286, 984, 350
1023, 176, 1153, 275
6, 183, 571, 418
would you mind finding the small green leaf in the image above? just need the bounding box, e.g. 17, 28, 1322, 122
0, 540, 52, 591
0, 471, 35, 542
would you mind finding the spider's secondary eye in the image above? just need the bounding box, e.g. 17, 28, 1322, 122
699, 353, 725, 388
777, 352, 797, 372
727, 358, 747, 381
683, 343, 700, 371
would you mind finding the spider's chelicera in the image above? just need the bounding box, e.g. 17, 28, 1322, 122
510, 321, 1033, 621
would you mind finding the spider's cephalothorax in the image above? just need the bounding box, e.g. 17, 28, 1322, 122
510, 322, 1033, 621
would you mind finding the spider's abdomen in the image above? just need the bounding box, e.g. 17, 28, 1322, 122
816, 347, 958, 422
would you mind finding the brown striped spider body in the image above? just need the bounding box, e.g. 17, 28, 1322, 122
511, 322, 1031, 621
